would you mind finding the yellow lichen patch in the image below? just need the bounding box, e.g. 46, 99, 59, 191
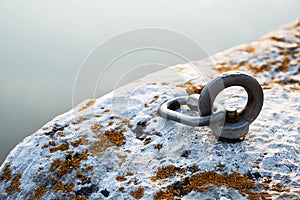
50, 143, 69, 153
78, 100, 96, 112
89, 134, 113, 156
5, 173, 22, 195
0, 164, 12, 183
91, 124, 104, 133
130, 187, 144, 199
150, 95, 159, 104
176, 81, 205, 95
30, 187, 47, 200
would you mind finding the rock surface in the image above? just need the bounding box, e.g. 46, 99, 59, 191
0, 20, 300, 200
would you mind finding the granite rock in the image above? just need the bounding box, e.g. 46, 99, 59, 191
0, 19, 299, 200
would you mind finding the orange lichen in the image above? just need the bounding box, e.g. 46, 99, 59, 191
70, 139, 84, 148
49, 151, 88, 178
57, 131, 66, 137
144, 140, 151, 145
117, 155, 127, 167
49, 158, 61, 172
154, 171, 272, 200
119, 187, 126, 193
78, 100, 96, 112
49, 141, 56, 146
122, 118, 130, 125
215, 64, 242, 74
130, 187, 144, 199
5, 173, 22, 195
271, 184, 290, 193
50, 143, 69, 153
151, 166, 185, 181
102, 109, 110, 114
153, 185, 180, 200
116, 175, 127, 182
85, 165, 94, 171
104, 129, 126, 147
150, 95, 159, 104
176, 81, 205, 95
0, 164, 12, 183
189, 165, 200, 173
75, 195, 87, 200
245, 45, 256, 53
30, 187, 47, 200
247, 64, 273, 76
107, 121, 114, 126
75, 171, 87, 183
89, 134, 113, 156
91, 124, 104, 133
53, 181, 74, 194
154, 144, 162, 150
73, 117, 88, 125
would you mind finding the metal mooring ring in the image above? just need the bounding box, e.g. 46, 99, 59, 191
198, 72, 264, 140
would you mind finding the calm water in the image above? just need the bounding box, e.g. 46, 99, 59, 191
0, 0, 299, 164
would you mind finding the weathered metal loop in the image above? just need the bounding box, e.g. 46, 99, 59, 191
199, 72, 264, 140
159, 72, 264, 141
159, 95, 225, 127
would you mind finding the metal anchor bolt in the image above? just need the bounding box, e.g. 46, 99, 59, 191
159, 72, 264, 141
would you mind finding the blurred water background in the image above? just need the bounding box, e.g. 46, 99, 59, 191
0, 0, 299, 163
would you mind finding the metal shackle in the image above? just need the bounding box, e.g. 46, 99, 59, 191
198, 72, 264, 140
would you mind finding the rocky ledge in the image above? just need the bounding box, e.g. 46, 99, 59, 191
0, 20, 299, 200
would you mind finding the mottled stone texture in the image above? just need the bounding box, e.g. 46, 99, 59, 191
0, 19, 299, 200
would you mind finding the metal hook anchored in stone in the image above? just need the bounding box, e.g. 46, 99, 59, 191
159, 72, 264, 141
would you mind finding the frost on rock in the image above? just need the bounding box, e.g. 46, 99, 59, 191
0, 20, 300, 200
